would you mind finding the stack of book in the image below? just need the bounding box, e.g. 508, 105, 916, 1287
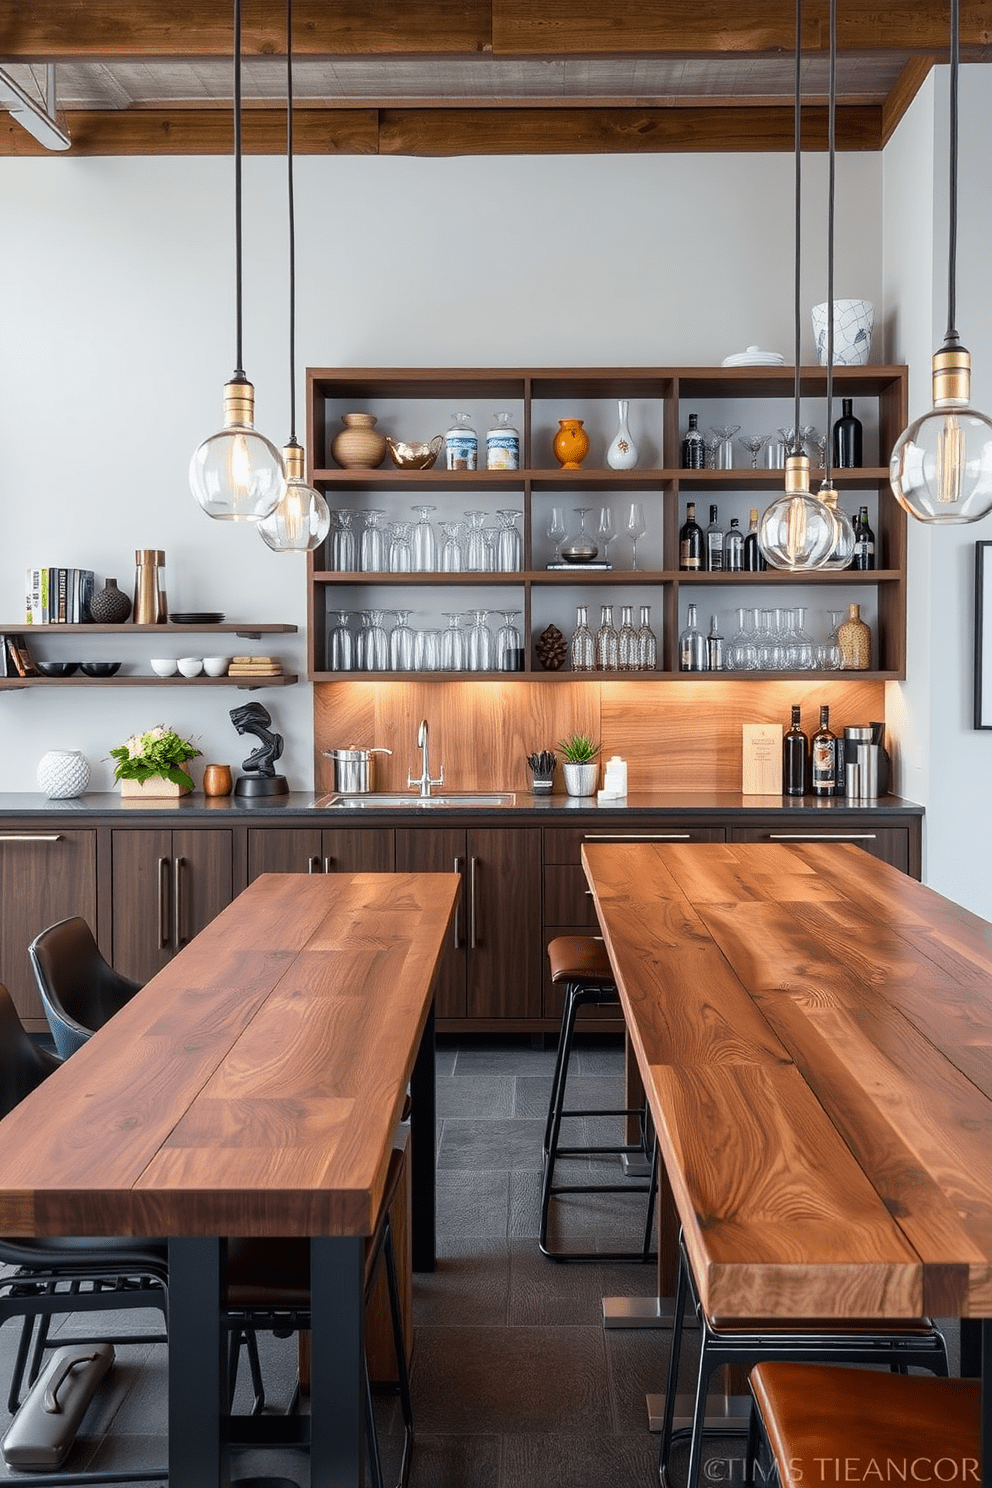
25, 568, 95, 624
0, 634, 39, 678
227, 656, 284, 680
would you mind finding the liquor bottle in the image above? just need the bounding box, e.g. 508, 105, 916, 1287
832, 398, 863, 468
679, 603, 706, 671
852, 505, 875, 570
679, 501, 704, 571
681, 413, 705, 469
783, 704, 808, 796
705, 505, 724, 572
706, 614, 724, 671
743, 508, 767, 572
725, 516, 744, 572
811, 705, 837, 796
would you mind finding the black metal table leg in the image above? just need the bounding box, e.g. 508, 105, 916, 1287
310, 1235, 365, 1488
410, 996, 436, 1273
982, 1319, 991, 1488
169, 1236, 228, 1488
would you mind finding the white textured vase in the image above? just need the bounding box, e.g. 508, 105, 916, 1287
37, 749, 91, 799
606, 399, 639, 470
811, 299, 874, 367
563, 761, 599, 797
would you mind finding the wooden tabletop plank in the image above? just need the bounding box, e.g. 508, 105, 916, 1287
0, 872, 459, 1237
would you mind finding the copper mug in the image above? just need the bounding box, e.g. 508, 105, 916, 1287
203, 763, 233, 797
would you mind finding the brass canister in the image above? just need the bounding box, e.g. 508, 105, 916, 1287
134, 549, 166, 625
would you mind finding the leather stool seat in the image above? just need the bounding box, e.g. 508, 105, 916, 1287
548, 935, 615, 987
749, 1362, 979, 1488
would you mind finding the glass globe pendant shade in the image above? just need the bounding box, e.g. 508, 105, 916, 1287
816, 481, 857, 569
190, 377, 286, 521
758, 455, 839, 572
889, 347, 992, 524
258, 443, 330, 552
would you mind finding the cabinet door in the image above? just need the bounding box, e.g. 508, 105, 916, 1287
395, 828, 466, 1020
0, 829, 98, 1030
321, 829, 394, 873
112, 829, 234, 983
172, 830, 234, 953
466, 828, 542, 1021
727, 823, 916, 878
247, 828, 324, 880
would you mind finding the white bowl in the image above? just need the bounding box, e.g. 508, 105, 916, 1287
202, 656, 231, 677
150, 658, 178, 677
176, 657, 203, 677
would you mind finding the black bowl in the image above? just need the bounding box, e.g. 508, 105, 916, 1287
36, 660, 80, 678
79, 661, 122, 677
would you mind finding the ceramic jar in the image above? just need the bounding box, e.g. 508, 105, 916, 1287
37, 749, 91, 799
486, 412, 519, 470
606, 400, 639, 470
330, 413, 387, 470
553, 419, 590, 470
838, 602, 871, 670
444, 413, 478, 471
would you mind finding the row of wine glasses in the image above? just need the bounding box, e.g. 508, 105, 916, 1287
327, 609, 524, 672
569, 604, 658, 672
548, 504, 647, 569
697, 426, 833, 470
684, 607, 848, 671
328, 507, 523, 573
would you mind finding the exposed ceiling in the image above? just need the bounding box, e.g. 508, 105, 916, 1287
1, 1, 989, 157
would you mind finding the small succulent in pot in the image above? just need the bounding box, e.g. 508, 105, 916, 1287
556, 733, 601, 764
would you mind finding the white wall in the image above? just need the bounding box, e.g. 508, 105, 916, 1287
0, 149, 883, 791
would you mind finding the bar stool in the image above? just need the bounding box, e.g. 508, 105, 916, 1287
748, 1362, 979, 1488
539, 935, 656, 1262
660, 1235, 950, 1488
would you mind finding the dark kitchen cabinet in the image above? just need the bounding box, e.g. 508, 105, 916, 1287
727, 819, 918, 878
0, 828, 97, 1030
110, 828, 234, 983
246, 827, 394, 880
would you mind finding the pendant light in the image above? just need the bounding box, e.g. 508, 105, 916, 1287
758, 0, 839, 572
889, 0, 992, 523
816, 0, 856, 570
258, 0, 330, 554
189, 0, 286, 523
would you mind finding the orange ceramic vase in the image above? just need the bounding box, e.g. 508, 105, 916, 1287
553, 418, 590, 470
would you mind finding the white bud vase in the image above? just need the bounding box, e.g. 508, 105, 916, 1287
37, 749, 91, 799
606, 399, 638, 470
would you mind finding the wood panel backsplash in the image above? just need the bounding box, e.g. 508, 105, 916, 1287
314, 679, 886, 795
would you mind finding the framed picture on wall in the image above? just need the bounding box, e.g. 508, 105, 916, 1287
975, 542, 992, 728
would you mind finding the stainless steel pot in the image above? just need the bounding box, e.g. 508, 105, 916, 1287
322, 747, 392, 795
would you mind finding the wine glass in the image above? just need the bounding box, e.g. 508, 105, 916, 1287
333, 508, 358, 572
328, 610, 354, 671
389, 609, 416, 671
798, 425, 818, 458
704, 435, 721, 470
362, 609, 389, 671
728, 607, 758, 671
440, 612, 467, 671
359, 510, 387, 572
626, 502, 646, 571
710, 424, 741, 469
598, 506, 616, 565
495, 510, 523, 572
495, 611, 523, 670
810, 431, 828, 468
411, 505, 438, 572
466, 609, 494, 671
440, 521, 465, 572
464, 511, 490, 572
388, 521, 413, 573
737, 433, 770, 469
548, 505, 567, 563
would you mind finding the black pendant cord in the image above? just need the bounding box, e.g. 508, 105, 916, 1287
792, 0, 802, 449
233, 0, 245, 381
286, 0, 299, 447
946, 0, 960, 346
824, 0, 837, 486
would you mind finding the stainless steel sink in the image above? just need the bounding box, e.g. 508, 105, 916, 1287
313, 792, 516, 809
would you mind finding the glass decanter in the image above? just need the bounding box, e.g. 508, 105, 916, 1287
411, 504, 438, 572
595, 604, 619, 671
636, 605, 657, 670
561, 507, 598, 564
618, 604, 639, 670
570, 605, 595, 672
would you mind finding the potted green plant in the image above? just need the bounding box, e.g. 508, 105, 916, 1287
557, 732, 601, 798
109, 724, 201, 798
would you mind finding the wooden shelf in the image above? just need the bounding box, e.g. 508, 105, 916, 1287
1, 674, 298, 691
4, 622, 298, 635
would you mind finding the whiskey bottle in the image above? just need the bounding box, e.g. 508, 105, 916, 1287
783, 704, 808, 796
852, 506, 875, 570
706, 614, 725, 671
679, 603, 706, 672
705, 505, 724, 572
725, 517, 744, 571
679, 502, 704, 571
681, 413, 705, 469
811, 705, 837, 796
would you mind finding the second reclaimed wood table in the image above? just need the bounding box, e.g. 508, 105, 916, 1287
582, 839, 992, 1467
0, 870, 459, 1488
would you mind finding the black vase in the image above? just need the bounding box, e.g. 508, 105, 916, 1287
89, 578, 132, 624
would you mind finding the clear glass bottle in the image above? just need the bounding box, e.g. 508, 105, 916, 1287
618, 604, 639, 670
705, 504, 724, 571
486, 412, 519, 470
681, 413, 705, 469
445, 412, 478, 471
570, 605, 595, 672
725, 517, 744, 572
706, 614, 724, 671
636, 605, 657, 670
679, 602, 706, 671
595, 604, 619, 671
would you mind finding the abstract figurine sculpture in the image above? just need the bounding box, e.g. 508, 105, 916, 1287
229, 701, 289, 796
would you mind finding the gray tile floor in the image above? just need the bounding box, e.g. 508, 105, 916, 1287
0, 1034, 961, 1487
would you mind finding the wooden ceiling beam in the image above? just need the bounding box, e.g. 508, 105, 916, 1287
0, 1, 989, 60
0, 103, 881, 156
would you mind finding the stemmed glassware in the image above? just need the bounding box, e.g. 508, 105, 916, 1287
809, 430, 828, 469
361, 608, 389, 671
360, 510, 387, 572
704, 435, 721, 470
465, 511, 490, 572
495, 510, 523, 572
389, 609, 416, 671
440, 612, 467, 671
548, 505, 567, 563
798, 425, 818, 458
711, 424, 741, 469
411, 505, 438, 572
495, 610, 523, 670
727, 608, 758, 671
388, 521, 413, 573
816, 610, 845, 670
738, 433, 770, 469
597, 507, 616, 565
439, 521, 465, 572
333, 508, 358, 572
626, 502, 646, 571
790, 607, 816, 669
328, 610, 354, 671
466, 609, 494, 671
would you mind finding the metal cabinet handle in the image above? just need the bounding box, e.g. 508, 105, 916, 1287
453, 857, 464, 948
173, 856, 186, 951
308, 856, 321, 874
0, 834, 63, 842
157, 857, 170, 949
769, 833, 878, 842
583, 833, 692, 841
469, 856, 479, 950
324, 857, 333, 874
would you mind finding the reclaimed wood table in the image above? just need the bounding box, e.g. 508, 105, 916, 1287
582, 839, 992, 1469
0, 870, 459, 1488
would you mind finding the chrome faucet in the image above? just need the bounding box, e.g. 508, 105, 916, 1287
408, 718, 444, 798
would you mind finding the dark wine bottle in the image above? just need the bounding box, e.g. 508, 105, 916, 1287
783, 705, 808, 796
705, 504, 724, 572
743, 507, 767, 572
852, 504, 875, 570
681, 413, 705, 469
725, 517, 744, 571
832, 398, 863, 468
679, 501, 704, 571
811, 705, 837, 796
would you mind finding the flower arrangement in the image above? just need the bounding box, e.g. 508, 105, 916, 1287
109, 725, 201, 787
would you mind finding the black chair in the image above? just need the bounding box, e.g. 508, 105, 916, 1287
660, 1234, 950, 1488
540, 935, 657, 1262
28, 916, 142, 1058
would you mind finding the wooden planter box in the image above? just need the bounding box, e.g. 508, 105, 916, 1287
120, 770, 192, 798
